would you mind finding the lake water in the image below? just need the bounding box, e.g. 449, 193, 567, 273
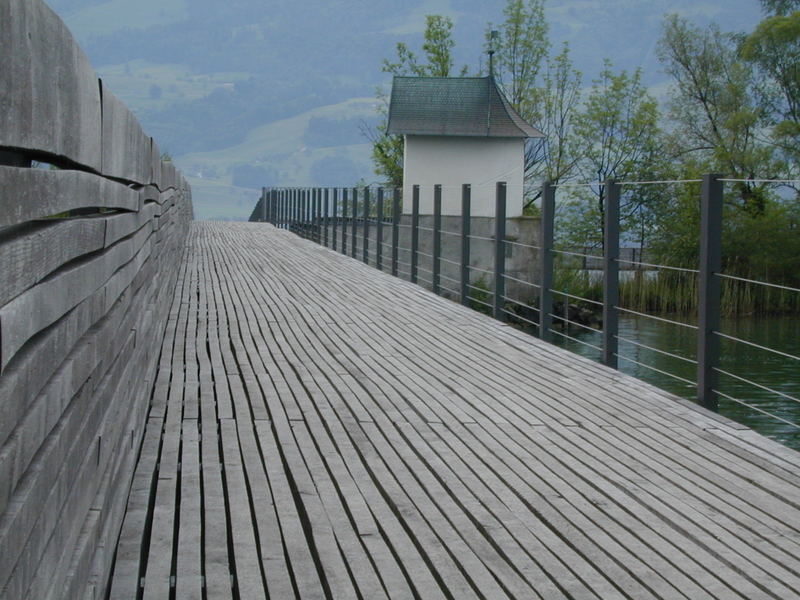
551, 314, 800, 450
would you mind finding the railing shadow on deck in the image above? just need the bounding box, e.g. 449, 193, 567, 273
250, 178, 800, 448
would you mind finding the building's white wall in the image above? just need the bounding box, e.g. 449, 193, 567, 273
402, 135, 525, 218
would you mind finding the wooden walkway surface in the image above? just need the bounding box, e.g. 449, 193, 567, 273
109, 222, 800, 599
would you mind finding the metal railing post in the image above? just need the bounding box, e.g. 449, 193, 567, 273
261, 187, 266, 222
332, 188, 338, 249
698, 173, 723, 411
376, 187, 384, 270
460, 184, 471, 306
391, 188, 400, 276
411, 185, 420, 283
539, 181, 555, 342
351, 186, 358, 258
493, 182, 507, 321
603, 179, 620, 368
311, 189, 317, 241
341, 188, 348, 254
432, 184, 442, 294
363, 187, 370, 264
316, 188, 322, 243
323, 188, 329, 247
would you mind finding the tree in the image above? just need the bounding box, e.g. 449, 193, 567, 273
741, 11, 800, 171
657, 15, 776, 214
367, 15, 465, 186
526, 43, 583, 188
487, 1, 582, 203
564, 61, 662, 248
488, 0, 548, 112
760, 0, 800, 15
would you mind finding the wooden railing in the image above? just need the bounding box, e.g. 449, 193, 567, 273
0, 0, 192, 597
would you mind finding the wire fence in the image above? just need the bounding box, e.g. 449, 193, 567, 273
251, 177, 800, 448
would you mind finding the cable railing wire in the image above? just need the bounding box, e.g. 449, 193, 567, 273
440, 256, 461, 267
618, 179, 702, 186
501, 295, 541, 313
615, 257, 700, 274
615, 335, 698, 365
713, 331, 800, 362
505, 239, 541, 251
550, 289, 604, 307
715, 273, 800, 294
719, 178, 800, 184
467, 233, 496, 243
615, 354, 697, 387
713, 389, 800, 429
547, 313, 602, 335
552, 248, 604, 261
714, 367, 800, 405
500, 307, 540, 328
616, 307, 699, 330
502, 273, 541, 289
549, 329, 604, 352
469, 265, 495, 277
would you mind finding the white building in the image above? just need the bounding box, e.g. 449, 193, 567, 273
387, 76, 543, 218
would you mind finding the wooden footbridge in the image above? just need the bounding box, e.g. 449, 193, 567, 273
104, 222, 800, 599
2, 2, 800, 599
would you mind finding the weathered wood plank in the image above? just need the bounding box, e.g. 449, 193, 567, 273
0, 222, 152, 371
0, 167, 139, 227
0, 218, 106, 308
0, 0, 101, 170
100, 82, 149, 185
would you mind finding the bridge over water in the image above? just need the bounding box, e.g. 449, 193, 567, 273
2, 1, 800, 598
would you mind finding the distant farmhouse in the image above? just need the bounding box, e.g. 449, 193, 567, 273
387, 76, 543, 218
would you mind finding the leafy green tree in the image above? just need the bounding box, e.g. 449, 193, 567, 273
658, 15, 776, 214
368, 15, 465, 186
526, 43, 583, 188
741, 11, 800, 171
488, 0, 548, 112
487, 1, 582, 205
760, 0, 800, 15
563, 61, 661, 248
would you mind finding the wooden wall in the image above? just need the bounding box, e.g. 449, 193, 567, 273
0, 0, 193, 597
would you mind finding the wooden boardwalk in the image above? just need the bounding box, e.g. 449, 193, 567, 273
109, 222, 800, 600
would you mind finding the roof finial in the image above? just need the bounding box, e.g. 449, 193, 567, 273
488, 30, 499, 80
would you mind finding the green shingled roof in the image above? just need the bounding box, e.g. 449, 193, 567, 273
387, 76, 544, 138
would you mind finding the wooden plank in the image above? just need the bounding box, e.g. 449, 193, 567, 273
0, 223, 152, 371
0, 218, 106, 308
0, 167, 139, 227
0, 0, 101, 170
108, 419, 162, 600
100, 82, 149, 184
176, 420, 202, 599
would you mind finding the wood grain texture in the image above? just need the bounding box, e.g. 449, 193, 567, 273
100, 82, 149, 185
0, 167, 139, 227
0, 0, 101, 170
109, 222, 800, 600
0, 218, 106, 308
